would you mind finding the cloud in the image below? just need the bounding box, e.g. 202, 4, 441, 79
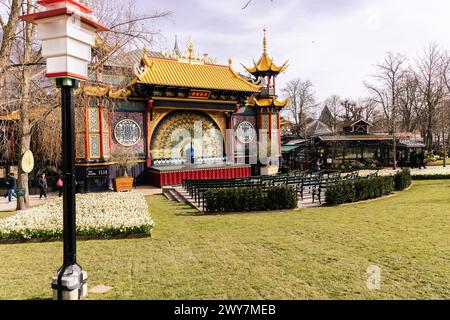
137, 0, 450, 102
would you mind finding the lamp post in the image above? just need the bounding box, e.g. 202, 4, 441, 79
20, 0, 108, 300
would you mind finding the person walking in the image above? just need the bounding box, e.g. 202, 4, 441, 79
6, 173, 17, 204
38, 173, 48, 199
57, 175, 63, 197
418, 150, 426, 170
410, 151, 417, 169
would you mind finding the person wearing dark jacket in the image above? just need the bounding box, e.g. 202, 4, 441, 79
418, 150, 426, 169
6, 173, 17, 203
38, 173, 48, 199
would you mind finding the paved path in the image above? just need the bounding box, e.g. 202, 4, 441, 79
359, 166, 450, 177
0, 192, 61, 212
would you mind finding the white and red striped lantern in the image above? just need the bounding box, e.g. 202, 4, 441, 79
20, 0, 108, 81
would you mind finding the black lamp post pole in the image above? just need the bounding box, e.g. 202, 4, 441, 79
56, 78, 81, 300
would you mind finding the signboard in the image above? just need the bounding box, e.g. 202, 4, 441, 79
21, 150, 35, 174
86, 167, 109, 178
189, 90, 211, 100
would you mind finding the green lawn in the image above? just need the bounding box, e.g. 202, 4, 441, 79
0, 211, 15, 219
429, 158, 450, 166
0, 180, 449, 300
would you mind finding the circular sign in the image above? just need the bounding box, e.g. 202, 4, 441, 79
21, 150, 35, 173
236, 121, 256, 144
114, 119, 142, 147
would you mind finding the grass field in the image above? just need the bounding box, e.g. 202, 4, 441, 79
0, 211, 15, 219
0, 180, 449, 300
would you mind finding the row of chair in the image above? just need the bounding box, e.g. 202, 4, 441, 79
183, 171, 370, 211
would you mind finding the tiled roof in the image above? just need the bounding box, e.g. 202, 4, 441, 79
136, 56, 261, 92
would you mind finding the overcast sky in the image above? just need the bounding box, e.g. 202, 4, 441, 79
138, 0, 450, 102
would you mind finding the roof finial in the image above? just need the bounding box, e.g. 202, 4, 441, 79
174, 35, 180, 53
263, 27, 267, 54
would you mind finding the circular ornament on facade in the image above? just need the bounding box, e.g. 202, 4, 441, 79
114, 119, 142, 147
236, 121, 256, 144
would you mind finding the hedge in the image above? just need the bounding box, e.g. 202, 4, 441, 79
205, 186, 298, 213
412, 174, 450, 180
394, 169, 412, 191
325, 176, 394, 205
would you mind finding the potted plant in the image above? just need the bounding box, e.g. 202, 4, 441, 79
112, 145, 139, 192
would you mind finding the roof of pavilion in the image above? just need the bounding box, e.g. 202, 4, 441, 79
134, 53, 261, 93
319, 134, 394, 142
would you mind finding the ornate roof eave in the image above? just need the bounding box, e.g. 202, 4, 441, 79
247, 97, 289, 108
242, 56, 289, 76
76, 84, 131, 99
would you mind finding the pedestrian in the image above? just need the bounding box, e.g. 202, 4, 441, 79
56, 174, 63, 197
38, 173, 48, 199
410, 151, 417, 169
6, 173, 17, 204
316, 158, 322, 172
418, 150, 426, 170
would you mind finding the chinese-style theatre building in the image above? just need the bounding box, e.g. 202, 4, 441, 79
75, 32, 288, 190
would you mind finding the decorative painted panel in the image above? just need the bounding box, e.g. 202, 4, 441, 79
75, 107, 85, 133
103, 134, 110, 157
89, 107, 100, 132
76, 133, 86, 159
114, 119, 142, 147
89, 134, 101, 158
102, 108, 109, 133
150, 110, 223, 160
261, 114, 270, 130
111, 111, 145, 156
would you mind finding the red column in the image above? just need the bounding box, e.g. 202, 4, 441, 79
107, 101, 112, 158
277, 111, 281, 156
268, 108, 272, 143
146, 100, 153, 168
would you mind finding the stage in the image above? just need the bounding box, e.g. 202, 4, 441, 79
147, 164, 252, 187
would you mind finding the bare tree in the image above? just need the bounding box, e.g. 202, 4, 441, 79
322, 95, 341, 131
415, 43, 446, 151
340, 99, 360, 123
398, 70, 422, 133
242, 0, 273, 10
357, 97, 379, 123
0, 0, 170, 210
365, 52, 407, 169
282, 78, 318, 138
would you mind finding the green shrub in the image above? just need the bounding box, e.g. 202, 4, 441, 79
266, 186, 298, 210
394, 169, 412, 191
326, 176, 394, 205
205, 186, 298, 213
412, 174, 450, 180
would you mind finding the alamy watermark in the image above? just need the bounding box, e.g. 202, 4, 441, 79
366, 265, 382, 290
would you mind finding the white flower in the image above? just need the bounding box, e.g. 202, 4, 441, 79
0, 192, 155, 240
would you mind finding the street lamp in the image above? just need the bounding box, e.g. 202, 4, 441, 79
20, 0, 108, 300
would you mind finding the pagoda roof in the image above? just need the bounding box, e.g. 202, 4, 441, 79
248, 96, 288, 108
242, 29, 288, 77
135, 54, 261, 93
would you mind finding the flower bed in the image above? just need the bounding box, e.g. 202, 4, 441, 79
0, 192, 155, 241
